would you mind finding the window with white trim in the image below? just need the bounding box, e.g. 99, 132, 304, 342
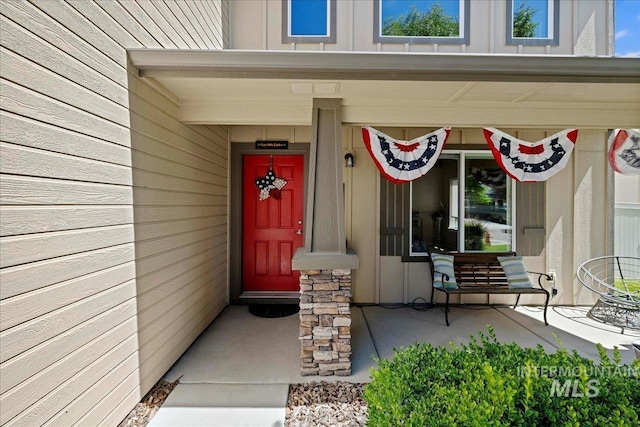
507, 0, 559, 46
283, 0, 336, 43
374, 0, 470, 45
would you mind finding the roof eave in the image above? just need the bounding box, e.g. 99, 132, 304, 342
128, 49, 640, 83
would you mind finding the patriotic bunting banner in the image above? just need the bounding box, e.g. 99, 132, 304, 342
608, 129, 640, 175
362, 126, 450, 184
483, 128, 578, 182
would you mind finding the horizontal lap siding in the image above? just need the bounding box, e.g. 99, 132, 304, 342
130, 77, 228, 393
0, 1, 228, 426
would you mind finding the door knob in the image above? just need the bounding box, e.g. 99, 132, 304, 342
296, 229, 303, 235
298, 220, 303, 225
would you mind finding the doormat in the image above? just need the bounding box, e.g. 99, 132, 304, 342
249, 304, 300, 318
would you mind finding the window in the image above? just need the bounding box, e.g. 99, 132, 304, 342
283, 0, 336, 43
615, 0, 640, 57
507, 0, 559, 46
409, 151, 514, 255
374, 0, 470, 45
449, 179, 458, 230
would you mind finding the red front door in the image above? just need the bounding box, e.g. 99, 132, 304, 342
242, 155, 304, 292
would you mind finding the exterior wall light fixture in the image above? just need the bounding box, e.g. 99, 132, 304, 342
344, 152, 355, 168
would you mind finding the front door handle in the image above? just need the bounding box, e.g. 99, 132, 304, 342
296, 229, 303, 235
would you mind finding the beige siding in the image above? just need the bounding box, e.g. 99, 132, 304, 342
129, 75, 228, 391
572, 131, 609, 305
0, 1, 228, 426
231, 0, 609, 55
344, 128, 378, 303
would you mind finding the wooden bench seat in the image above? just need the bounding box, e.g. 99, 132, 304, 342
429, 252, 551, 326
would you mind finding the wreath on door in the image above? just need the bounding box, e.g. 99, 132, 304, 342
255, 156, 287, 201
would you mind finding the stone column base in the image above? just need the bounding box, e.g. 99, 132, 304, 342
299, 269, 352, 376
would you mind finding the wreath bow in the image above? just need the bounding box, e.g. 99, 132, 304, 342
255, 157, 287, 201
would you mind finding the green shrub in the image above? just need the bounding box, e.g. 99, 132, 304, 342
363, 326, 640, 426
464, 220, 487, 251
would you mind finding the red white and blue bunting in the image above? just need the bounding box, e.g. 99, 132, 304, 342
362, 126, 450, 184
608, 129, 640, 175
483, 128, 578, 182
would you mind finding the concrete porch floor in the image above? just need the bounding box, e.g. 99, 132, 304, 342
149, 304, 639, 427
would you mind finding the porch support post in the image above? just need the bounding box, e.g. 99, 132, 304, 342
292, 98, 359, 376
299, 269, 352, 376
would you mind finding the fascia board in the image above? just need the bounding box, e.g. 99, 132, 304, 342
129, 49, 640, 83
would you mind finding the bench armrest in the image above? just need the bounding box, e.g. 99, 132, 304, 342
527, 271, 553, 290
433, 269, 450, 282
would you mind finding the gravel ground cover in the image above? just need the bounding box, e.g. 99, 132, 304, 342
119, 378, 367, 426
117, 378, 180, 427
285, 382, 368, 426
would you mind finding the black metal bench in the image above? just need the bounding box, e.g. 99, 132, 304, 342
429, 252, 551, 326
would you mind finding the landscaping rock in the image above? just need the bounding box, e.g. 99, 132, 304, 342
117, 377, 180, 427
285, 382, 367, 426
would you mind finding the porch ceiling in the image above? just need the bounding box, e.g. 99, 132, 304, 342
129, 50, 640, 128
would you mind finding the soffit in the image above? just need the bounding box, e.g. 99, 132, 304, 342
129, 50, 640, 128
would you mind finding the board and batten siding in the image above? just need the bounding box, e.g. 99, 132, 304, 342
231, 0, 608, 55
0, 1, 228, 426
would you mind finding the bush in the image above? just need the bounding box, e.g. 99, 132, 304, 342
363, 326, 640, 426
464, 220, 487, 250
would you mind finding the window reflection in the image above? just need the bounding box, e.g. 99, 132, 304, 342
289, 0, 329, 36
381, 0, 461, 37
512, 0, 550, 38
409, 153, 512, 254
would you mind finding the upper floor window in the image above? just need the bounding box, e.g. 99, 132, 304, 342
507, 0, 559, 46
615, 0, 640, 57
283, 0, 336, 43
374, 0, 470, 45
